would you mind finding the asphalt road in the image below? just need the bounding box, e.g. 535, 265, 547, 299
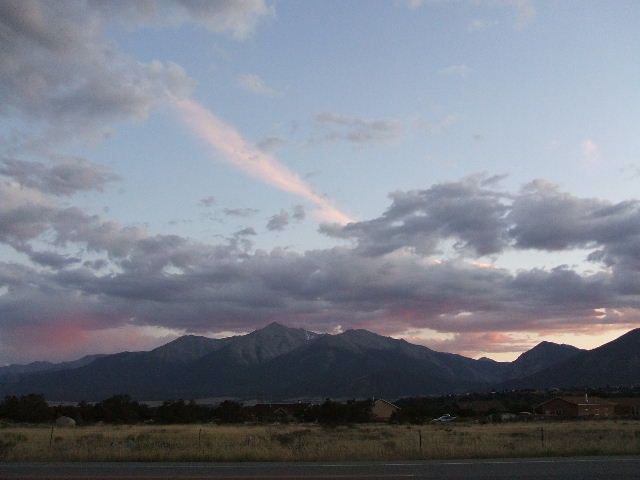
1, 457, 639, 479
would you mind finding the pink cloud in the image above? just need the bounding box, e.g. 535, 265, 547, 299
173, 98, 353, 225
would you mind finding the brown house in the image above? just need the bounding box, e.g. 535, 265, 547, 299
371, 399, 400, 421
612, 398, 640, 417
537, 396, 616, 418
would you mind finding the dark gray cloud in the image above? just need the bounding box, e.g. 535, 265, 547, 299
0, 175, 146, 261
266, 210, 290, 231
321, 177, 510, 256
0, 174, 640, 358
508, 180, 640, 254
292, 205, 306, 221
0, 0, 270, 150
257, 136, 287, 153
224, 207, 259, 217
3, 175, 640, 362
198, 196, 216, 207
0, 156, 119, 196
265, 206, 305, 231
27, 250, 81, 269
320, 176, 640, 288
235, 227, 257, 237
0, 1, 193, 149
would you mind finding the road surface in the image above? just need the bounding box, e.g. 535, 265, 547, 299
1, 456, 639, 479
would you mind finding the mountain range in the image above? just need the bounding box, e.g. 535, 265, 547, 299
1, 322, 638, 402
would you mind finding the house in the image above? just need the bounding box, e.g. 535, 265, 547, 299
612, 398, 640, 417
371, 398, 400, 421
537, 396, 616, 418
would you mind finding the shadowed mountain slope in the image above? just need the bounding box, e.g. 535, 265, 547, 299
2, 324, 639, 401
504, 341, 584, 380
501, 328, 640, 390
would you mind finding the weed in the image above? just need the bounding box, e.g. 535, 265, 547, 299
1, 420, 640, 462
0, 440, 15, 459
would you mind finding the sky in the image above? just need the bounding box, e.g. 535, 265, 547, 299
1, 0, 640, 365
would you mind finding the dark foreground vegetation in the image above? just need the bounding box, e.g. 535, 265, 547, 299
4, 386, 640, 426
0, 394, 375, 425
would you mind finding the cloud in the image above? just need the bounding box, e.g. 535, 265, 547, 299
0, 0, 272, 151
0, 156, 119, 196
312, 112, 403, 145
237, 74, 279, 96
498, 0, 536, 29
266, 206, 305, 231
0, 1, 195, 149
0, 1, 633, 364
292, 205, 306, 221
173, 97, 353, 224
424, 113, 459, 134
224, 207, 259, 217
5, 174, 640, 361
321, 176, 510, 257
87, 0, 272, 39
394, 0, 426, 9
199, 196, 217, 207
438, 64, 473, 77
468, 18, 498, 31
416, 331, 535, 359
257, 136, 287, 153
395, 0, 535, 29
235, 227, 257, 236
581, 139, 600, 165
470, 1, 536, 29
266, 210, 290, 231
507, 179, 640, 257
0, 174, 148, 261
170, 0, 273, 39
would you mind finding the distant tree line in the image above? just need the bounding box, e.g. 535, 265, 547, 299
3, 387, 640, 425
0, 394, 375, 425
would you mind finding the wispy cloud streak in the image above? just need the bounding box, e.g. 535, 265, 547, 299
173, 98, 353, 225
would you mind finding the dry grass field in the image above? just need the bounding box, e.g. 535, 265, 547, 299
2, 420, 640, 462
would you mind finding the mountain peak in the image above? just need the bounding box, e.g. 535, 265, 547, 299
252, 322, 319, 339
506, 340, 583, 380
218, 322, 320, 365
515, 340, 581, 359
260, 322, 290, 332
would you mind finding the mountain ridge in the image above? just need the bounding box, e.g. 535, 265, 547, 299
2, 323, 638, 402
501, 328, 640, 390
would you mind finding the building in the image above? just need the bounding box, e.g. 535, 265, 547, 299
537, 396, 616, 418
371, 399, 400, 421
612, 398, 640, 417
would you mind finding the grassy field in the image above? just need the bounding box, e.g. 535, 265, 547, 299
2, 420, 640, 462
